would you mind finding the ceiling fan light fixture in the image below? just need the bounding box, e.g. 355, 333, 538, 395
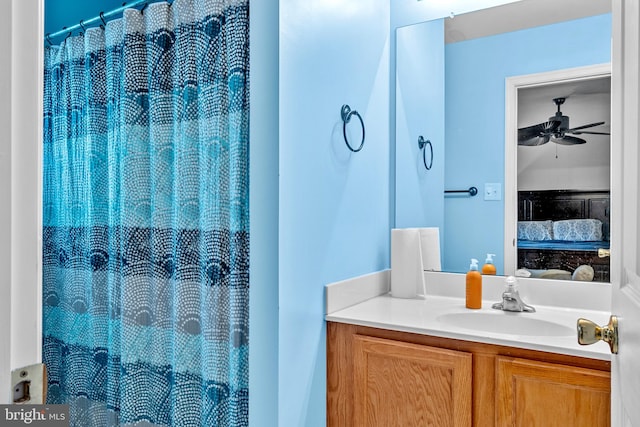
518, 97, 609, 146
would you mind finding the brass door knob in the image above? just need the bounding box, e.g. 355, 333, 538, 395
577, 315, 618, 354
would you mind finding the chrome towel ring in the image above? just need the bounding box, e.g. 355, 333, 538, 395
341, 104, 365, 152
418, 135, 433, 170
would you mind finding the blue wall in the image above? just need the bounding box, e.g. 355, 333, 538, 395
248, 1, 279, 426
278, 1, 391, 425
443, 13, 612, 273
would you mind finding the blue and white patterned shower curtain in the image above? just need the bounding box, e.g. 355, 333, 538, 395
42, 0, 249, 425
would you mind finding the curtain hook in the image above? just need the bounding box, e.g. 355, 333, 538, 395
61, 27, 72, 41
99, 11, 107, 29
45, 34, 53, 46
140, 1, 149, 14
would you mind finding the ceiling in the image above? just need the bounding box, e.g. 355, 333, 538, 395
519, 77, 611, 105
445, 0, 612, 43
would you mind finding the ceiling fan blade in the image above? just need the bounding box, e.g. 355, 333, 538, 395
570, 130, 610, 135
519, 135, 550, 146
552, 135, 586, 145
518, 120, 560, 141
567, 121, 605, 132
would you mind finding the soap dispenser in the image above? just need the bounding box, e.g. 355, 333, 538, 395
466, 258, 482, 309
482, 253, 496, 275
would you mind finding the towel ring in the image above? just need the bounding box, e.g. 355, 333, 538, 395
341, 104, 365, 152
418, 136, 433, 170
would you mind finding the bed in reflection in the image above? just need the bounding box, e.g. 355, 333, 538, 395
517, 190, 610, 282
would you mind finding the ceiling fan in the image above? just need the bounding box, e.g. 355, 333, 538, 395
518, 97, 610, 146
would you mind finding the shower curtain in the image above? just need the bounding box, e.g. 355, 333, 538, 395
42, 0, 249, 425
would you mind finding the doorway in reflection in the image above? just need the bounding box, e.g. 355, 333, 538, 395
515, 74, 611, 282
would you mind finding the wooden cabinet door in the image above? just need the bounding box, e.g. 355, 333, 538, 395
352, 335, 472, 427
496, 356, 610, 427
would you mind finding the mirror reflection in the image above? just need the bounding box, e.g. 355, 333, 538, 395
395, 0, 612, 281
516, 77, 611, 282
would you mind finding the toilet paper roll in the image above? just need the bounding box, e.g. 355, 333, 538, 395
390, 228, 426, 298
417, 227, 441, 272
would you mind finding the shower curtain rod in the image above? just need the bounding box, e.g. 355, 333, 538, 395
46, 0, 161, 42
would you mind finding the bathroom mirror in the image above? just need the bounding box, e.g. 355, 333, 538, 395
394, 0, 612, 282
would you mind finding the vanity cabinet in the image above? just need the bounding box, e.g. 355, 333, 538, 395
327, 322, 611, 427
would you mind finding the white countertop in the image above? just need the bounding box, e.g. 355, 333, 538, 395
325, 270, 612, 361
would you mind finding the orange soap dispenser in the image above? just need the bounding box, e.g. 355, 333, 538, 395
482, 253, 497, 275
466, 258, 482, 309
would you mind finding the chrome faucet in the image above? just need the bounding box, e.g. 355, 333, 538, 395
492, 276, 535, 313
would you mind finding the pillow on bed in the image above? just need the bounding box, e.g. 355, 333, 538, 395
537, 269, 573, 280
553, 219, 603, 241
517, 220, 554, 241
572, 265, 595, 281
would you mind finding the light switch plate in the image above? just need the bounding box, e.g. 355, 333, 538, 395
484, 183, 501, 201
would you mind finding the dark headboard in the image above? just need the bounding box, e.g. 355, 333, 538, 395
518, 190, 610, 240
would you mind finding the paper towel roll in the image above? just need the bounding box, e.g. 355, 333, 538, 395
417, 227, 441, 272
390, 228, 426, 298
